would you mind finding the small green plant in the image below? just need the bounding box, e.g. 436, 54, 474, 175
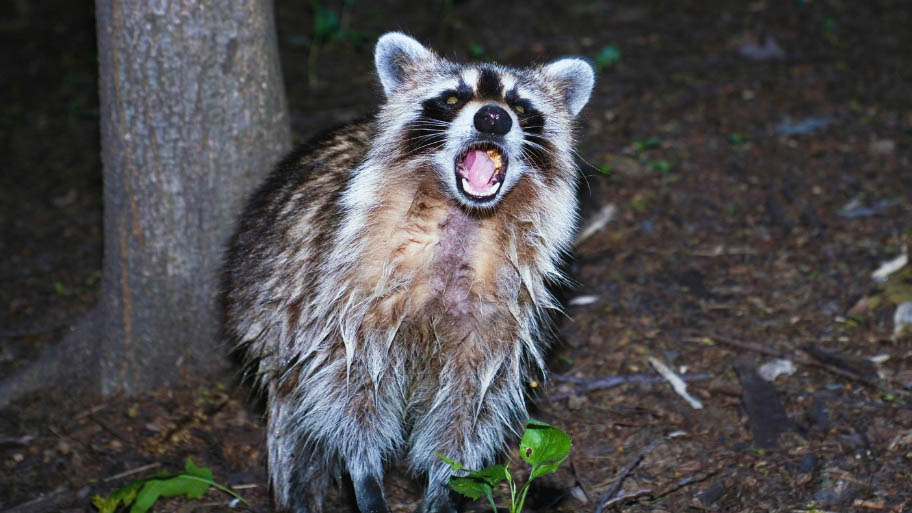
306, 0, 366, 87
91, 458, 248, 513
438, 419, 572, 513
632, 137, 661, 152
594, 44, 621, 71
629, 194, 647, 212
647, 159, 673, 175
467, 41, 486, 60
728, 132, 748, 147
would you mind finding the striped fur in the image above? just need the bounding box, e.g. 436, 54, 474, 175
223, 32, 594, 513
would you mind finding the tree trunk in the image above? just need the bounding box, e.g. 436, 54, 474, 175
0, 0, 289, 403
93, 0, 290, 395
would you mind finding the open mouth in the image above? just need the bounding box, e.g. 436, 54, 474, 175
454, 144, 508, 203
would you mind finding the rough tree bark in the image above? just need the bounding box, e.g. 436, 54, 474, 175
0, 0, 290, 403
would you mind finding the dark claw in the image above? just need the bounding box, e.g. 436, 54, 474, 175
352, 474, 392, 513
415, 488, 462, 513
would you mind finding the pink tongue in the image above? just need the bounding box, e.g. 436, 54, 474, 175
463, 150, 496, 190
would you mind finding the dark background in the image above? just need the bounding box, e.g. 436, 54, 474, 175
2, 1, 911, 511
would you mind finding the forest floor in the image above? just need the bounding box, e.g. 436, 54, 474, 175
2, 1, 911, 512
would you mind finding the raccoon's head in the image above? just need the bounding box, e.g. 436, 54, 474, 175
373, 32, 594, 209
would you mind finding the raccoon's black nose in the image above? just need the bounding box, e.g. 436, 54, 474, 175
474, 104, 512, 136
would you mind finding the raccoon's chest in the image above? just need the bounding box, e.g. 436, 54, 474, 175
425, 204, 490, 315
357, 180, 519, 326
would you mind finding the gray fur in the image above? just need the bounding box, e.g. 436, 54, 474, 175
223, 33, 594, 512
542, 58, 596, 116
375, 32, 436, 97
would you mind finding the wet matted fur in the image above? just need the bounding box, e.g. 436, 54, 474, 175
224, 32, 594, 513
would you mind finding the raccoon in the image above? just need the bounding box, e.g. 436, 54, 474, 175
223, 33, 594, 513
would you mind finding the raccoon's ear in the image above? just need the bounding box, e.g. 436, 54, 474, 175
375, 32, 434, 97
542, 58, 595, 116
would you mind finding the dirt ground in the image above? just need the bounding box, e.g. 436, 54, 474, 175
2, 1, 911, 512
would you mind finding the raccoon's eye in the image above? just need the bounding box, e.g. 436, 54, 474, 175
514, 104, 525, 114
446, 96, 459, 105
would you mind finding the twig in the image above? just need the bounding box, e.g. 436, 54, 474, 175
0, 487, 69, 513
592, 440, 657, 513
89, 413, 129, 442
575, 204, 617, 247
568, 458, 591, 503
800, 344, 878, 384
685, 335, 785, 359
74, 402, 111, 420
46, 425, 96, 460
553, 373, 710, 385
852, 499, 887, 510
0, 435, 34, 448
103, 462, 162, 482
647, 357, 703, 409
594, 466, 720, 512
596, 489, 653, 509
0, 322, 72, 338
703, 333, 904, 395
688, 245, 758, 257
798, 351, 879, 387
545, 372, 709, 402
650, 468, 718, 499
0, 328, 56, 338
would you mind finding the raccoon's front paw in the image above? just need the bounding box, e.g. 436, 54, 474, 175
415, 488, 462, 513
352, 474, 392, 513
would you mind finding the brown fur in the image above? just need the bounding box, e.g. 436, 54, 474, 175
224, 32, 594, 513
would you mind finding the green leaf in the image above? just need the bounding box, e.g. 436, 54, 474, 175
728, 132, 748, 146
471, 464, 509, 487
529, 454, 569, 479
91, 459, 217, 513
184, 458, 214, 483
519, 420, 572, 468
448, 476, 492, 501
648, 160, 673, 174
91, 480, 144, 513
437, 452, 465, 472
467, 42, 485, 59
439, 454, 508, 506
129, 459, 213, 513
312, 3, 341, 41
594, 44, 621, 71
632, 137, 661, 152
439, 423, 572, 512
447, 465, 508, 505
91, 496, 116, 513
437, 454, 507, 488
